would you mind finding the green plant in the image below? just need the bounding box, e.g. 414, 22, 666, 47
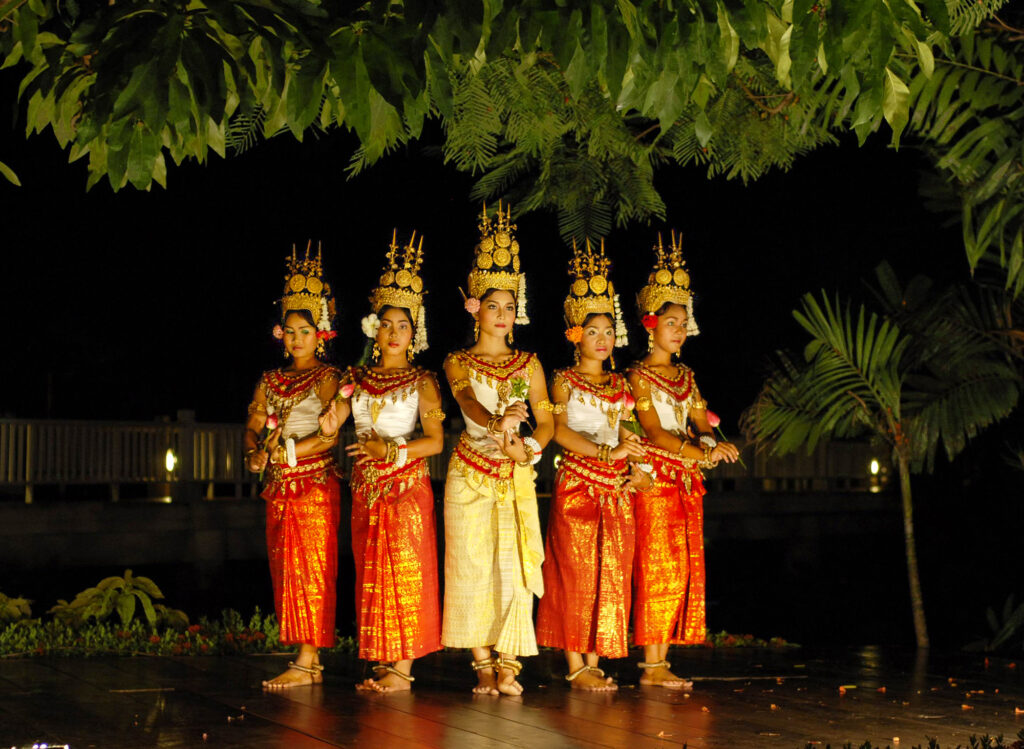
0, 592, 32, 623
966, 594, 1024, 653
48, 568, 178, 629
744, 264, 1021, 648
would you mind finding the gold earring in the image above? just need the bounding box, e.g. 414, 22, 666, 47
372, 342, 381, 362
406, 346, 414, 362
609, 353, 616, 371
647, 331, 654, 352
508, 326, 514, 345
283, 349, 289, 360
473, 321, 480, 341
573, 348, 580, 365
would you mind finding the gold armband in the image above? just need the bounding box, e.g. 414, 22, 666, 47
692, 397, 707, 410
451, 378, 471, 393
422, 408, 446, 421
552, 402, 567, 415
635, 397, 652, 412
536, 399, 554, 412
247, 401, 266, 417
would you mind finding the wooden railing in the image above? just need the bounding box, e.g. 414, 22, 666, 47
0, 417, 890, 503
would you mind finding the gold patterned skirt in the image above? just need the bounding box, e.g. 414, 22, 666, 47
633, 445, 707, 646
441, 435, 544, 656
350, 457, 441, 662
536, 453, 635, 658
262, 454, 342, 648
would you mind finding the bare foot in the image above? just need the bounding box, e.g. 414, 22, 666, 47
473, 667, 499, 696
639, 665, 692, 690
570, 669, 618, 692
356, 670, 412, 693
497, 666, 524, 696
262, 663, 322, 689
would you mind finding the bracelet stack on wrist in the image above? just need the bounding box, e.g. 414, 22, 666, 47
698, 443, 715, 469
317, 426, 337, 443
522, 436, 542, 466
393, 436, 408, 468
486, 413, 503, 434
596, 444, 612, 463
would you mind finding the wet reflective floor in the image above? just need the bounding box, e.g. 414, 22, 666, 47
1, 647, 1022, 748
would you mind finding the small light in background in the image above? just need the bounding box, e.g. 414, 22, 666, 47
165, 449, 178, 472
552, 454, 562, 470
869, 459, 880, 475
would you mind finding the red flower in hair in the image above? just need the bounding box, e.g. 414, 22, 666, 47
641, 314, 658, 331
316, 330, 338, 341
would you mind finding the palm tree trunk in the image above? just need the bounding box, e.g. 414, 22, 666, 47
898, 456, 929, 649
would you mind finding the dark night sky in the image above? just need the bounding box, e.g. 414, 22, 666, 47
1, 68, 967, 428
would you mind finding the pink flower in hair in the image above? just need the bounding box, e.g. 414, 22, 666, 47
464, 297, 481, 314
272, 325, 284, 340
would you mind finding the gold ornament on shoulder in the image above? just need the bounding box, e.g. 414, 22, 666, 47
477, 253, 494, 269
493, 248, 511, 266
589, 275, 608, 294
572, 279, 590, 297
655, 268, 672, 285
396, 269, 413, 288
495, 231, 511, 248
305, 277, 323, 295
289, 274, 307, 292
673, 269, 690, 286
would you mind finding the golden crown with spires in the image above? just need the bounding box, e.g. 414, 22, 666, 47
281, 241, 334, 327
369, 229, 429, 353
562, 238, 627, 346
636, 230, 699, 336
467, 201, 529, 324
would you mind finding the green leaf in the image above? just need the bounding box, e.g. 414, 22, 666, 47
116, 593, 136, 627
717, 4, 739, 73
883, 67, 910, 146
694, 109, 713, 147
0, 161, 20, 186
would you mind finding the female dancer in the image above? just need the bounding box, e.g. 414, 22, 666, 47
627, 232, 739, 689
244, 243, 343, 689
442, 204, 553, 696
320, 231, 445, 692
536, 239, 650, 691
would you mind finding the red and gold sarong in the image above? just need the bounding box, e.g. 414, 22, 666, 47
536, 453, 635, 658
262, 453, 342, 647
350, 457, 441, 662
633, 444, 707, 646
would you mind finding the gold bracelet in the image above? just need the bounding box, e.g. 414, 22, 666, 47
597, 444, 612, 463
244, 447, 257, 458
487, 414, 503, 433
271, 445, 286, 465
698, 444, 715, 469
451, 378, 471, 393
516, 445, 534, 467
317, 426, 336, 443
385, 440, 399, 464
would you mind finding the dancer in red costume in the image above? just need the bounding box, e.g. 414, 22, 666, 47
245, 243, 343, 689
537, 239, 651, 691
320, 230, 445, 693
627, 232, 739, 689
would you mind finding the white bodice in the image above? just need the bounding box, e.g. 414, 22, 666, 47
282, 391, 322, 439
352, 390, 419, 440
630, 363, 702, 436
461, 378, 514, 458
563, 379, 622, 448
450, 350, 538, 459
651, 389, 688, 434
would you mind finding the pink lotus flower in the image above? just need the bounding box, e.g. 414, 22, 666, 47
272, 325, 284, 340
624, 393, 636, 411
340, 383, 356, 399
266, 413, 279, 431
706, 409, 721, 428
464, 297, 481, 314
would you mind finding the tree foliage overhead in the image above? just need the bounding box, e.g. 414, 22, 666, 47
0, 0, 1021, 282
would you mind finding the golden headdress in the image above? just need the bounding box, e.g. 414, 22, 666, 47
368, 229, 428, 354
636, 230, 699, 336
280, 241, 337, 355
466, 201, 529, 325
564, 238, 628, 347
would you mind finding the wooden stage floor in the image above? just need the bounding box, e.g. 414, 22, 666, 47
1, 648, 1022, 748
